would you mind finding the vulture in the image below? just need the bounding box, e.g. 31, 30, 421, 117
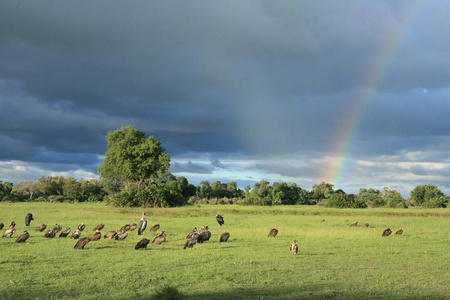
59, 227, 71, 238
9, 221, 16, 229
129, 223, 137, 231
320, 219, 325, 223
35, 224, 47, 232
0, 222, 3, 230
184, 231, 198, 249
44, 229, 56, 238
290, 240, 298, 255
71, 229, 81, 239
74, 237, 90, 249
152, 230, 166, 244
90, 231, 102, 241
216, 214, 224, 226
15, 231, 30, 243
149, 224, 160, 232
198, 225, 211, 243
119, 224, 131, 233
138, 212, 147, 237
25, 213, 34, 228
395, 228, 404, 235
115, 231, 128, 241
186, 227, 197, 239
104, 230, 118, 239
77, 223, 86, 231
52, 224, 62, 233
219, 231, 230, 242
350, 222, 358, 227
135, 238, 150, 250
3, 228, 16, 238
363, 223, 370, 228
382, 228, 393, 237
93, 223, 104, 231
268, 228, 278, 237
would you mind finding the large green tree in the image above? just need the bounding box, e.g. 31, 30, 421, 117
98, 125, 170, 191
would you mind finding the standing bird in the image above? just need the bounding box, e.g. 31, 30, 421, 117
268, 228, 278, 237
395, 228, 404, 235
115, 231, 128, 241
9, 221, 16, 229
104, 230, 118, 239
15, 231, 30, 243
350, 222, 358, 227
152, 230, 166, 244
71, 229, 81, 239
198, 225, 211, 243
0, 222, 4, 230
129, 223, 138, 231
220, 231, 230, 242
149, 224, 160, 232
90, 231, 101, 241
138, 212, 147, 238
74, 237, 90, 249
93, 223, 104, 231
290, 240, 298, 255
382, 228, 393, 237
52, 224, 62, 233
35, 224, 47, 232
59, 227, 71, 238
77, 223, 86, 231
135, 238, 150, 250
216, 214, 224, 227
363, 223, 369, 228
3, 228, 16, 237
25, 213, 34, 229
184, 231, 198, 249
186, 227, 197, 239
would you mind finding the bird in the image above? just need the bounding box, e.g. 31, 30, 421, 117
0, 222, 3, 230
35, 224, 47, 232
115, 231, 128, 241
104, 230, 118, 239
186, 227, 197, 239
138, 212, 147, 238
382, 228, 393, 237
198, 225, 211, 243
268, 228, 278, 237
52, 224, 62, 233
184, 231, 198, 249
220, 231, 230, 242
216, 214, 224, 226
44, 229, 56, 238
59, 227, 71, 238
74, 237, 90, 249
77, 223, 86, 231
25, 213, 34, 229
71, 229, 81, 239
90, 231, 101, 241
3, 228, 16, 237
93, 223, 104, 231
135, 238, 150, 250
363, 223, 369, 228
152, 230, 166, 244
350, 222, 358, 227
149, 224, 160, 231
395, 228, 404, 235
129, 223, 137, 231
119, 224, 131, 233
320, 219, 325, 223
290, 240, 298, 255
9, 221, 16, 229
15, 231, 30, 243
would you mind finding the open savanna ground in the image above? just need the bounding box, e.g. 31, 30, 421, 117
0, 203, 449, 300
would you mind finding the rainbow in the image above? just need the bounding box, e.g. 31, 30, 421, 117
322, 0, 430, 189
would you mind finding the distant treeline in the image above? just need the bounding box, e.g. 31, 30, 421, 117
1, 176, 448, 209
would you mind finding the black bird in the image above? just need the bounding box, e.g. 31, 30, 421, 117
268, 228, 278, 237
382, 228, 393, 237
35, 224, 47, 232
138, 212, 147, 238
59, 227, 71, 238
220, 231, 230, 242
149, 224, 160, 231
216, 214, 224, 226
0, 222, 4, 230
152, 230, 166, 244
135, 238, 150, 250
25, 213, 34, 229
15, 231, 30, 243
74, 237, 90, 249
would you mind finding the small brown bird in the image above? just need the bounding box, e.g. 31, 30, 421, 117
90, 231, 101, 241
268, 228, 278, 237
59, 227, 71, 238
71, 229, 81, 239
104, 230, 118, 239
363, 223, 369, 228
74, 237, 90, 249
93, 223, 104, 231
220, 231, 230, 242
44, 229, 56, 238
52, 224, 62, 233
115, 232, 128, 241
129, 223, 137, 231
149, 224, 160, 231
35, 224, 47, 232
184, 232, 198, 249
186, 227, 197, 239
290, 240, 298, 255
350, 222, 358, 227
119, 224, 131, 233
15, 231, 30, 243
3, 228, 16, 237
382, 228, 393, 237
9, 221, 16, 229
152, 230, 166, 244
135, 238, 150, 250
0, 222, 4, 230
395, 228, 404, 235
77, 223, 86, 231
198, 225, 211, 243
320, 219, 325, 223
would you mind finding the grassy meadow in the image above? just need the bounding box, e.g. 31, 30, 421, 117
0, 202, 449, 299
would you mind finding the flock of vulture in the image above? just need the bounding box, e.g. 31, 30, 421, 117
2, 213, 404, 255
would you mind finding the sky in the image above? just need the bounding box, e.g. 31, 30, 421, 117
1, 1, 450, 197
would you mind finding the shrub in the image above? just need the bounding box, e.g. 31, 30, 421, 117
240, 197, 272, 206
324, 193, 367, 208
386, 197, 407, 208
151, 285, 184, 300
422, 197, 447, 208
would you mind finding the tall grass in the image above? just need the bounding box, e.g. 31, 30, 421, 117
0, 203, 448, 299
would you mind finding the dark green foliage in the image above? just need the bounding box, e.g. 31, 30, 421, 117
310, 182, 334, 203
422, 196, 448, 208
240, 196, 272, 206
386, 196, 407, 208
324, 193, 367, 208
410, 184, 445, 205
151, 286, 184, 300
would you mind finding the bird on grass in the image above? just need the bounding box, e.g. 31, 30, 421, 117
0, 222, 3, 230
184, 231, 198, 249
93, 223, 104, 231
74, 237, 90, 249
115, 231, 128, 241
363, 223, 369, 228
129, 223, 137, 231
44, 229, 56, 238
290, 240, 298, 255
395, 228, 404, 235
15, 231, 30, 243
35, 224, 47, 232
219, 231, 230, 242
135, 238, 150, 250
9, 221, 15, 229
138, 212, 147, 238
152, 230, 166, 244
104, 230, 118, 239
268, 228, 278, 237
382, 228, 393, 237
216, 214, 224, 227
71, 229, 81, 239
59, 227, 71, 238
149, 224, 160, 232
350, 222, 358, 227
3, 228, 16, 238
119, 224, 130, 233
186, 227, 197, 239
25, 213, 34, 229
52, 224, 62, 233
90, 231, 101, 241
77, 223, 86, 231
320, 219, 325, 223
197, 225, 211, 243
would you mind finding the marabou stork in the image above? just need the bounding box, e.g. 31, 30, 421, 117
137, 212, 147, 238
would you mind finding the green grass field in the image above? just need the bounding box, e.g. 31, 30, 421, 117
0, 203, 448, 299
